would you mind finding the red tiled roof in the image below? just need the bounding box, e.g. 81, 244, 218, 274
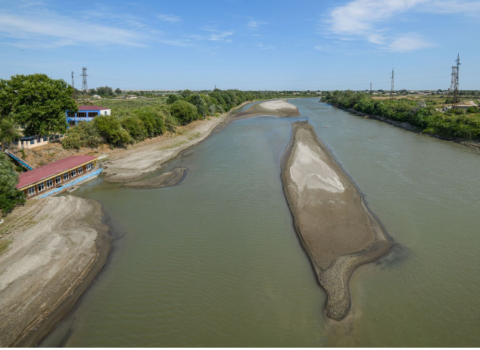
78, 105, 110, 111
17, 155, 96, 189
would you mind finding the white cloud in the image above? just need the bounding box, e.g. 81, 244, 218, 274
190, 27, 234, 43
0, 12, 147, 47
247, 19, 268, 29
388, 35, 433, 51
324, 0, 477, 51
257, 43, 274, 50
328, 0, 429, 36
157, 13, 181, 23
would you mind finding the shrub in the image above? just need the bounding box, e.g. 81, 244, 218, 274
94, 115, 132, 147
62, 121, 103, 149
169, 100, 199, 125
166, 94, 180, 104
120, 115, 147, 141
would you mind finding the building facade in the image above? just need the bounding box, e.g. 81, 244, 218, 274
66, 105, 111, 125
17, 155, 101, 198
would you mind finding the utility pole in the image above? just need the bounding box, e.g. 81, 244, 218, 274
71, 71, 75, 99
80, 67, 88, 98
390, 68, 395, 100
453, 54, 461, 106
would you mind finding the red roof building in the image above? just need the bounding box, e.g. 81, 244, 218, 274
17, 156, 98, 197
77, 105, 110, 111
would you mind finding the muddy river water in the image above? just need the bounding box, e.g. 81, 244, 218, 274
42, 98, 480, 347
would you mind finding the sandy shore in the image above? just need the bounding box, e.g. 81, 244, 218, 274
124, 167, 187, 189
281, 121, 392, 321
234, 99, 300, 119
0, 196, 109, 347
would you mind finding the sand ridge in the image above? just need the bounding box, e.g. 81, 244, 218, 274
281, 121, 392, 321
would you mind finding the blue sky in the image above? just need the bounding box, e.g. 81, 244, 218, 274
0, 0, 479, 90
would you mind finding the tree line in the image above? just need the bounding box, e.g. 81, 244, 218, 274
322, 90, 480, 140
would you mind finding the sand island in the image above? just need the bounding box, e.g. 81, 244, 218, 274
281, 121, 392, 321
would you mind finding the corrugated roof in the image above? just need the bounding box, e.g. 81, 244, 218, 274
17, 155, 97, 189
77, 105, 110, 111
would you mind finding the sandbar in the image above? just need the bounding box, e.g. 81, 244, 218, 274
124, 167, 187, 189
281, 121, 392, 321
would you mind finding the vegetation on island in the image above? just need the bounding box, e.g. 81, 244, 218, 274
322, 90, 480, 140
0, 153, 25, 215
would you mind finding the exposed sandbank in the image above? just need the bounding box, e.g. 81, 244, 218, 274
0, 196, 109, 346
124, 167, 187, 189
281, 121, 392, 321
234, 99, 300, 119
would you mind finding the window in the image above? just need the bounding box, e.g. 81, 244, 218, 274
78, 167, 83, 175
63, 173, 69, 181
86, 163, 92, 171
30, 140, 35, 145
56, 176, 61, 184
71, 169, 76, 177
46, 179, 53, 188
37, 183, 45, 192
88, 112, 98, 118
28, 186, 35, 196
77, 112, 87, 118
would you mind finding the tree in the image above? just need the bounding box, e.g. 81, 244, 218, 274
187, 94, 207, 118
169, 100, 198, 125
96, 86, 114, 97
0, 116, 21, 150
0, 153, 25, 214
166, 94, 180, 104
0, 74, 76, 137
115, 88, 122, 95
94, 115, 132, 147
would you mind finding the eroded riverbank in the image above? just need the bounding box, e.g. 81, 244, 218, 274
0, 196, 109, 346
281, 121, 392, 321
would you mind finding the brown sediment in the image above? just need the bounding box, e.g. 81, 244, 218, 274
281, 121, 392, 321
234, 99, 301, 119
124, 167, 187, 189
0, 196, 110, 347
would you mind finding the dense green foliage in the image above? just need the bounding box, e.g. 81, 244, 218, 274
0, 153, 25, 214
93, 115, 133, 147
169, 100, 199, 125
0, 74, 76, 137
323, 90, 480, 140
62, 122, 103, 149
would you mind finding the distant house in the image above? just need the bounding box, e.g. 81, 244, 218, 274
12, 134, 64, 150
66, 105, 111, 125
92, 94, 102, 99
126, 95, 138, 99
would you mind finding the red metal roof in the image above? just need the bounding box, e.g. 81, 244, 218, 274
78, 105, 110, 111
17, 155, 96, 189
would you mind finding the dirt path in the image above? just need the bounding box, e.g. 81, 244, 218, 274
0, 196, 109, 347
281, 121, 392, 321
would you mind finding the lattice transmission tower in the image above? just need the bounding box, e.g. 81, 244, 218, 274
453, 54, 461, 106
390, 68, 395, 100
80, 67, 88, 97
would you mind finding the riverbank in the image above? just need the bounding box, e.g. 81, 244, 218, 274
101, 101, 253, 183
325, 102, 480, 152
0, 196, 109, 347
281, 121, 392, 321
103, 99, 300, 183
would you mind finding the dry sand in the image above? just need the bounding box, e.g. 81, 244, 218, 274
233, 99, 300, 119
0, 196, 109, 347
124, 167, 187, 189
281, 121, 392, 321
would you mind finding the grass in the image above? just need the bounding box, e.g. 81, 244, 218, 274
0, 240, 12, 256
77, 97, 168, 115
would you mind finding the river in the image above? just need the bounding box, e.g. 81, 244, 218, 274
42, 98, 480, 347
